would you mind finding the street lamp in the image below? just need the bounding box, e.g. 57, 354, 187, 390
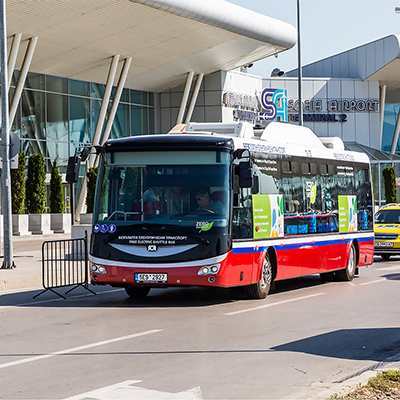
297, 0, 303, 126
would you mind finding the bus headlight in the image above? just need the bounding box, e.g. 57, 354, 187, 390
91, 263, 107, 274
198, 263, 220, 275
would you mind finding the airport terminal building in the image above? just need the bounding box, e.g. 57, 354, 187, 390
3, 1, 400, 215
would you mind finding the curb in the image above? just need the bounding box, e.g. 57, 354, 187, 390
0, 277, 42, 292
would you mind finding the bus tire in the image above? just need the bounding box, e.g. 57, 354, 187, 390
381, 254, 391, 261
125, 286, 151, 297
244, 254, 272, 299
336, 244, 356, 281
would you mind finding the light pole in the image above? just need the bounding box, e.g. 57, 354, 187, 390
297, 0, 303, 126
0, 0, 15, 269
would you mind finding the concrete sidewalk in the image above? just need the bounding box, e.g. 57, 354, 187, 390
0, 233, 71, 292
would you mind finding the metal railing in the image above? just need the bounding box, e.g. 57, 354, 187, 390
34, 232, 96, 299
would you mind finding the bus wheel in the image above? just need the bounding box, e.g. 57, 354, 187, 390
381, 254, 391, 261
125, 286, 151, 297
336, 245, 356, 281
245, 254, 272, 299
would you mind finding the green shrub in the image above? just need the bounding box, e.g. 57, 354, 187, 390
26, 153, 46, 214
11, 152, 26, 214
49, 158, 65, 213
86, 167, 98, 213
382, 166, 398, 204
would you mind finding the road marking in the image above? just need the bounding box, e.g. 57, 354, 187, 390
63, 380, 202, 400
376, 265, 400, 271
224, 293, 325, 316
0, 329, 162, 370
359, 278, 386, 286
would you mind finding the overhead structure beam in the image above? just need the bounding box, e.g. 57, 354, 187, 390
390, 106, 400, 154
9, 36, 38, 127
7, 32, 21, 91
184, 73, 204, 124
88, 54, 120, 168
176, 71, 194, 125
379, 84, 386, 151
98, 57, 132, 149
75, 54, 120, 221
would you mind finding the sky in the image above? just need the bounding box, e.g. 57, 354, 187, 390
227, 0, 400, 77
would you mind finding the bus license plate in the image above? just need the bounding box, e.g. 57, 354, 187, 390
374, 242, 394, 248
135, 273, 167, 283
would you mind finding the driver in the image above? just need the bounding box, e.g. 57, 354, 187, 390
195, 190, 225, 214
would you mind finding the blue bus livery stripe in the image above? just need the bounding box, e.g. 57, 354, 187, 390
232, 236, 373, 255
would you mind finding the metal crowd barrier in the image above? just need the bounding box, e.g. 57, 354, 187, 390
34, 232, 96, 299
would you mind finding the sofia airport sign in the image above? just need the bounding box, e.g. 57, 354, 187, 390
222, 89, 379, 123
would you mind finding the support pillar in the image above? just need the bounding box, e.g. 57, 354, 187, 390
9, 36, 38, 127
390, 105, 400, 154
7, 32, 22, 91
176, 71, 194, 125
379, 84, 386, 151
184, 73, 204, 123
95, 57, 132, 166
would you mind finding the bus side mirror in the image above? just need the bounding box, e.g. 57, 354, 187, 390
251, 175, 259, 194
239, 161, 253, 188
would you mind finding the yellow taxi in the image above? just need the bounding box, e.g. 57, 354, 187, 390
374, 203, 400, 260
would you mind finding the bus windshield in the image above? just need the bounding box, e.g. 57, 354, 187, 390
94, 150, 230, 229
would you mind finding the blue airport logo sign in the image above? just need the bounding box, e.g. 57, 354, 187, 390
260, 88, 288, 122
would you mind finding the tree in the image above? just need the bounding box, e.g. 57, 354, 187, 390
11, 152, 26, 214
26, 153, 46, 214
49, 158, 65, 213
86, 167, 98, 213
382, 166, 398, 204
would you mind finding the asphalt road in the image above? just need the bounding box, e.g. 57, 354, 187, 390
0, 257, 400, 400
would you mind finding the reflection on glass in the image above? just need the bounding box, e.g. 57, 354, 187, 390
70, 97, 90, 144
25, 72, 45, 90
131, 105, 148, 136
131, 90, 147, 105
46, 75, 67, 93
111, 103, 129, 139
69, 79, 90, 97
21, 89, 45, 141
47, 93, 68, 141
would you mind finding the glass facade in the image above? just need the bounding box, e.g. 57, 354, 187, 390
8, 70, 156, 213
344, 142, 400, 208
382, 103, 400, 153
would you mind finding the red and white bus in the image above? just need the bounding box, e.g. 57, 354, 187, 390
89, 122, 374, 298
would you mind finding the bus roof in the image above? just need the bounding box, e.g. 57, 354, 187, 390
103, 122, 370, 164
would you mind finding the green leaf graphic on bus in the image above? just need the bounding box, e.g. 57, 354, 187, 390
199, 222, 214, 232
278, 196, 284, 215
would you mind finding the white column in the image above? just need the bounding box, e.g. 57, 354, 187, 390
7, 32, 21, 91
379, 84, 386, 151
176, 71, 194, 124
390, 105, 400, 154
99, 58, 132, 147
87, 54, 120, 168
184, 73, 204, 123
9, 36, 38, 127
